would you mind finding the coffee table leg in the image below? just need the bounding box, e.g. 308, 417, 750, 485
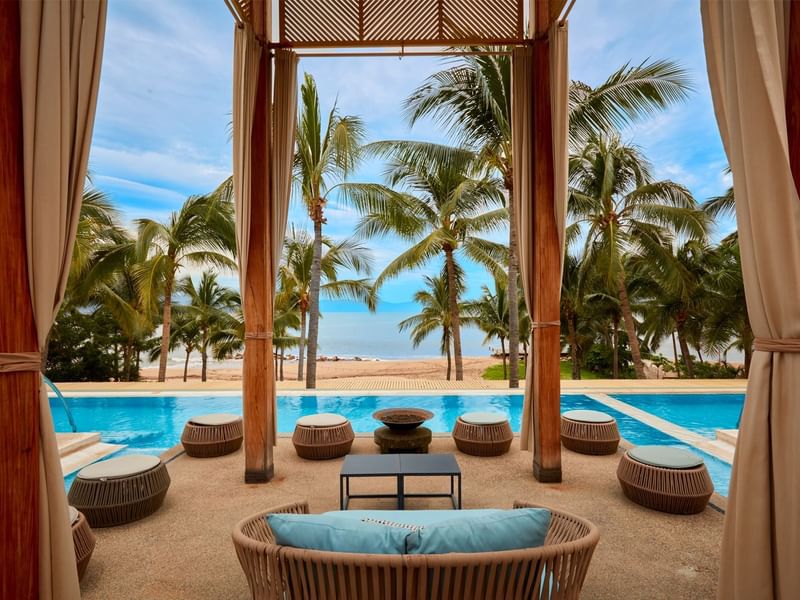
397, 475, 405, 510
458, 474, 462, 509
340, 475, 344, 510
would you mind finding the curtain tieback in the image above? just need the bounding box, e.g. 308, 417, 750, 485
245, 331, 273, 340
754, 338, 800, 353
0, 352, 42, 373
531, 321, 560, 329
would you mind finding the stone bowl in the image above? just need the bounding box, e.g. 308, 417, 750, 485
372, 408, 434, 431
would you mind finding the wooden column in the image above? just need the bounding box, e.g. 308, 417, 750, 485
530, 0, 562, 482
0, 1, 40, 597
788, 0, 800, 190
243, 0, 276, 483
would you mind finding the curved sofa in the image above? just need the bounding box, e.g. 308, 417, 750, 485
232, 500, 599, 600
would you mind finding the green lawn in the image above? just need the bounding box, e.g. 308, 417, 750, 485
482, 360, 601, 380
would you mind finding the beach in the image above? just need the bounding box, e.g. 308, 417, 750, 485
139, 356, 499, 382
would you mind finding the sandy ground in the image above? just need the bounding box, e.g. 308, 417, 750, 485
140, 356, 498, 382
80, 437, 723, 600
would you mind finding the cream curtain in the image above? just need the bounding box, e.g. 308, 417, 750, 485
19, 1, 107, 598
271, 49, 298, 277
267, 48, 298, 440
512, 22, 569, 451
232, 23, 262, 297
701, 1, 800, 598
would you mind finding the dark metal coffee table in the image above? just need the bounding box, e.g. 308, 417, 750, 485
339, 454, 462, 510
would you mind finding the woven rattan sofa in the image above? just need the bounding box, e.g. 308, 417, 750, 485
233, 500, 599, 599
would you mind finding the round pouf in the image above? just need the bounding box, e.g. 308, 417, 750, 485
70, 506, 96, 580
617, 446, 714, 514
181, 413, 243, 458
292, 413, 354, 460
452, 412, 513, 457
68, 454, 171, 527
561, 409, 620, 455
374, 426, 432, 453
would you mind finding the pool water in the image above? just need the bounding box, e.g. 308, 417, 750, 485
53, 393, 733, 496
611, 393, 745, 438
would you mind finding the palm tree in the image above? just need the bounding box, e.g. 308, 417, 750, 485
135, 194, 236, 382
405, 56, 691, 388
703, 237, 753, 376
636, 241, 714, 378
568, 134, 707, 378
294, 73, 366, 389
148, 311, 201, 383
278, 226, 377, 382
177, 271, 239, 382
354, 141, 507, 380
398, 270, 465, 380
466, 280, 511, 378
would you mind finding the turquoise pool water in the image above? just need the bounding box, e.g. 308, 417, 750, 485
611, 393, 745, 438
54, 393, 733, 496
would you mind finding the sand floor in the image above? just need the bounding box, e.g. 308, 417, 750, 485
79, 437, 723, 600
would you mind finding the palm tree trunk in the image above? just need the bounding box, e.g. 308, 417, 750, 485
506, 179, 520, 389
183, 348, 191, 383
279, 347, 285, 381
500, 337, 507, 379
671, 331, 681, 377
297, 308, 306, 381
567, 314, 580, 380
695, 345, 704, 363
306, 216, 324, 389
157, 272, 175, 382
677, 326, 694, 378
444, 248, 464, 380
122, 344, 132, 382
611, 324, 619, 379
742, 324, 754, 378
617, 277, 645, 379
444, 326, 452, 381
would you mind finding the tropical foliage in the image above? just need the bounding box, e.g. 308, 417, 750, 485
49, 61, 752, 384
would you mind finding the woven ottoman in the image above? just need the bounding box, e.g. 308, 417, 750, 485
561, 409, 620, 455
181, 413, 243, 458
292, 413, 354, 460
70, 506, 96, 580
68, 454, 171, 527
452, 412, 513, 456
617, 446, 714, 514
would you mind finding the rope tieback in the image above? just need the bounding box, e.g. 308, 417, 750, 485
245, 331, 273, 340
0, 352, 42, 373
754, 338, 800, 353
531, 321, 561, 329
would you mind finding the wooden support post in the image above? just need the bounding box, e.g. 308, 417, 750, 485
0, 1, 40, 597
788, 0, 800, 191
530, 0, 562, 483
243, 0, 275, 483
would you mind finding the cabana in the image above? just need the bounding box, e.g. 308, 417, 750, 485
0, 1, 798, 599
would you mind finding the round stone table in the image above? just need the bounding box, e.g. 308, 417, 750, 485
374, 426, 432, 454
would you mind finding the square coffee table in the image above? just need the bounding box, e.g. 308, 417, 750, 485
340, 454, 462, 510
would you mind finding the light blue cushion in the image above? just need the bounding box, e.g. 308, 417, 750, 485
324, 509, 502, 527
406, 508, 551, 554
267, 513, 413, 554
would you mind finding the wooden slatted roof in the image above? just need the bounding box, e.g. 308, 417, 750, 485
226, 0, 571, 47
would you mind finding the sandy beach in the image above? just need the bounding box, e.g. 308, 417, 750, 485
139, 356, 499, 382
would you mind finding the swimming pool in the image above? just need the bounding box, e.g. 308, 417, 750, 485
53, 392, 733, 496
611, 393, 745, 438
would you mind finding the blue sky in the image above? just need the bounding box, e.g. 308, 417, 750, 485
88, 0, 732, 306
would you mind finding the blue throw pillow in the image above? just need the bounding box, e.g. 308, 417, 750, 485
267, 513, 413, 554
406, 508, 552, 554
